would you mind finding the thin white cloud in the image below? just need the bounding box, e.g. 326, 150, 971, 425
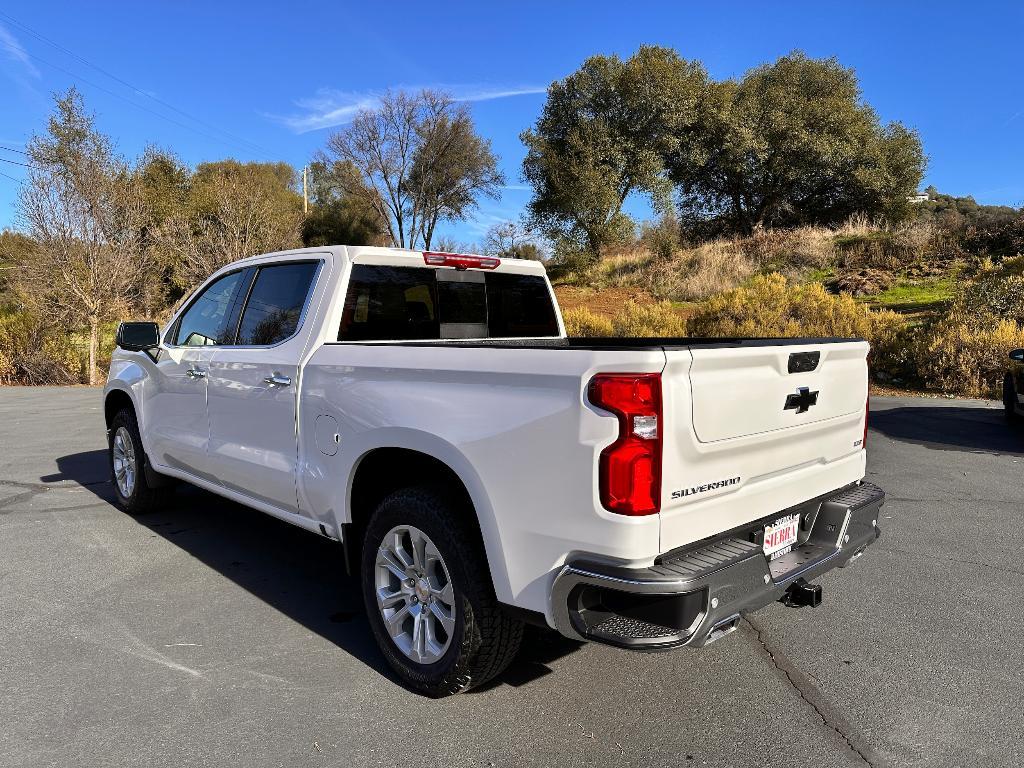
0, 23, 41, 80
1001, 108, 1024, 129
271, 84, 547, 133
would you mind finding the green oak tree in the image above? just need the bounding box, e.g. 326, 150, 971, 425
668, 52, 926, 235
521, 46, 711, 260
152, 159, 304, 292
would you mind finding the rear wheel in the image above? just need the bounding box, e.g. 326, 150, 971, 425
361, 487, 523, 696
109, 408, 171, 514
1004, 374, 1019, 424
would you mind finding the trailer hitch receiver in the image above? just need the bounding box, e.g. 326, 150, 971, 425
783, 578, 822, 608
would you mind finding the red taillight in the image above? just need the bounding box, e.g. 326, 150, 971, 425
422, 251, 500, 270
588, 373, 662, 516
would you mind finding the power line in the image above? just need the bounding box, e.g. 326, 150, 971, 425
0, 144, 29, 156
0, 169, 23, 184
0, 10, 277, 159
0, 40, 278, 162
0, 39, 271, 161
0, 156, 40, 170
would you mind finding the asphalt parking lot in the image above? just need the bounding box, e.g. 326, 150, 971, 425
2, 389, 1023, 768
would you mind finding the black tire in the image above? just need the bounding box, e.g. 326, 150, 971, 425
360, 486, 523, 696
1004, 374, 1020, 424
108, 407, 171, 514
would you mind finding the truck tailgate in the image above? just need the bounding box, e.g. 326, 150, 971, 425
659, 340, 869, 553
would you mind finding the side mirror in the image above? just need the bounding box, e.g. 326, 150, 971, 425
1010, 349, 1024, 362
116, 321, 161, 352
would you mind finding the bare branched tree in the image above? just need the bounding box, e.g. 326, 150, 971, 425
16, 89, 148, 385
323, 89, 503, 250
408, 94, 505, 249
482, 220, 543, 259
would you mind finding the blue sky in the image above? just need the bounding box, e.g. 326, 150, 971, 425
1, 1, 1022, 244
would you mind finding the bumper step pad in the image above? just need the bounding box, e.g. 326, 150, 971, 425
552, 482, 885, 649
590, 614, 682, 642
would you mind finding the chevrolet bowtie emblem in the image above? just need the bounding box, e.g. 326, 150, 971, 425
784, 386, 819, 414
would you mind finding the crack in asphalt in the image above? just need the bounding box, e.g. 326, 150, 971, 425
744, 616, 886, 768
0, 477, 111, 513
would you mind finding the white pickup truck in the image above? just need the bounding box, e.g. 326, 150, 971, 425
104, 245, 883, 696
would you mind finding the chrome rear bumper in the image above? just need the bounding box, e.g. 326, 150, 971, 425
550, 482, 884, 649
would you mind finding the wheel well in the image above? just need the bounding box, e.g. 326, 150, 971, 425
346, 447, 483, 573
104, 390, 134, 430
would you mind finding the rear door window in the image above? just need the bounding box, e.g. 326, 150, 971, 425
235, 262, 319, 345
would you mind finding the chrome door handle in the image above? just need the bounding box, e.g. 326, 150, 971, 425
186, 367, 207, 380
263, 373, 291, 387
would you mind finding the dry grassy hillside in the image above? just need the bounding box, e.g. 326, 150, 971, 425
550, 218, 1024, 398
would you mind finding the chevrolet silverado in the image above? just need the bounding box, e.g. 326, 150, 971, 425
104, 245, 884, 696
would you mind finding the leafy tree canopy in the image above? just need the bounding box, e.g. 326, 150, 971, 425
522, 46, 711, 258
669, 52, 926, 235
302, 160, 386, 248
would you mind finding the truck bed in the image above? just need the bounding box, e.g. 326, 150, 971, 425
326, 336, 865, 350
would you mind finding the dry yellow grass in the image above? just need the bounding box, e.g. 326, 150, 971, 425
587, 225, 846, 301
564, 217, 955, 304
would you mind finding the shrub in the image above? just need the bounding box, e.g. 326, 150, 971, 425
639, 215, 682, 261
610, 300, 685, 337
0, 309, 79, 385
562, 306, 613, 337
957, 272, 1024, 324
963, 215, 1024, 259
743, 227, 836, 272
546, 238, 601, 283
912, 315, 1024, 398
688, 273, 906, 374
831, 219, 971, 275
834, 228, 919, 272
690, 273, 891, 335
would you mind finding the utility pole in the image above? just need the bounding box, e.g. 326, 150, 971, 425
302, 165, 308, 214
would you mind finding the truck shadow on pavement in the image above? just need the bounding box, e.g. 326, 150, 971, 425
869, 405, 1024, 456
45, 449, 582, 694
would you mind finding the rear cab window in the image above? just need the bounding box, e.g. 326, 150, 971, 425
338, 265, 559, 342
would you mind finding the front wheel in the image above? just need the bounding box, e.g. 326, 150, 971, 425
361, 487, 523, 696
109, 408, 171, 514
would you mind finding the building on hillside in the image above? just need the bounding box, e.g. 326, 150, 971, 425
907, 192, 930, 204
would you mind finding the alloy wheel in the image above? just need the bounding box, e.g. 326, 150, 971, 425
374, 525, 457, 664
112, 426, 136, 498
